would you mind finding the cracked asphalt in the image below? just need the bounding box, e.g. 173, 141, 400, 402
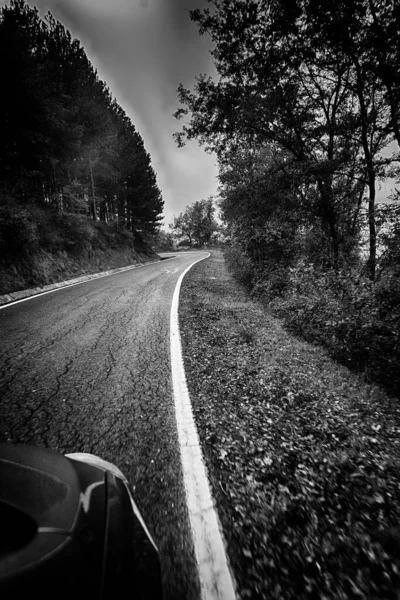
0, 251, 208, 600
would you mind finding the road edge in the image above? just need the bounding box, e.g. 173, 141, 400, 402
0, 256, 179, 309
170, 252, 237, 600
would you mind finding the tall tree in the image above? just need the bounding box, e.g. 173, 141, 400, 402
170, 198, 218, 247
0, 0, 49, 198
0, 0, 164, 238
174, 0, 398, 278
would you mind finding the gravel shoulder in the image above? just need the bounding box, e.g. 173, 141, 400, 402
179, 249, 400, 600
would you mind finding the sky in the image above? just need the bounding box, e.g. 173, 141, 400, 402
4, 0, 219, 228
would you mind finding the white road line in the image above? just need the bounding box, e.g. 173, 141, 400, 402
170, 253, 237, 600
0, 255, 179, 310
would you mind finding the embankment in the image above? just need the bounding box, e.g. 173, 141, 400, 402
0, 206, 158, 294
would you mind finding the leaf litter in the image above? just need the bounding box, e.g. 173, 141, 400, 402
179, 250, 400, 600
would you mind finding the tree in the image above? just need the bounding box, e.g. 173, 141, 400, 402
0, 0, 51, 198
0, 0, 164, 239
174, 0, 399, 279
175, 1, 354, 269
293, 0, 398, 279
148, 229, 175, 252
220, 143, 302, 269
170, 198, 218, 247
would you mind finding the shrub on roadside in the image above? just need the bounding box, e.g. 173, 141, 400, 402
271, 266, 400, 397
225, 252, 400, 397
0, 199, 39, 257
252, 266, 290, 298
0, 201, 99, 256
59, 213, 95, 249
224, 245, 254, 290
0, 192, 142, 257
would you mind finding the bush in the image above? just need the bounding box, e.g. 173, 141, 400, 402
224, 245, 254, 290
0, 196, 141, 259
0, 200, 39, 257
59, 213, 95, 249
32, 207, 65, 252
225, 252, 400, 397
271, 266, 400, 397
252, 266, 290, 298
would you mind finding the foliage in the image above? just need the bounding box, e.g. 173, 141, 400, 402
148, 229, 175, 252
0, 200, 137, 261
224, 245, 254, 290
377, 203, 400, 272
175, 0, 400, 281
0, 198, 38, 257
251, 264, 400, 398
0, 0, 163, 244
170, 197, 218, 247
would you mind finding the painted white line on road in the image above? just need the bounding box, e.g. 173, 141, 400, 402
163, 268, 180, 274
0, 255, 181, 310
170, 253, 237, 600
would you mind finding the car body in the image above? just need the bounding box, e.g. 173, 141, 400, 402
0, 444, 163, 599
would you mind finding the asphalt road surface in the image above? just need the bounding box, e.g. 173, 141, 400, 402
0, 251, 208, 600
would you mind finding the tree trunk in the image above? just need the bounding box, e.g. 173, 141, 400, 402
317, 176, 340, 270
88, 157, 97, 221
367, 170, 376, 281
353, 57, 377, 281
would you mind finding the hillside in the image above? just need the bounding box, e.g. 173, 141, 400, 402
0, 204, 158, 295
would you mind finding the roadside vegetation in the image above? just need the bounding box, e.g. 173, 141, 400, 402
169, 197, 220, 249
0, 202, 157, 294
0, 1, 163, 292
224, 243, 400, 398
179, 251, 400, 600
174, 0, 400, 397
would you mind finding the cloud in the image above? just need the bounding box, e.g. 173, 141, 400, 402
54, 0, 152, 17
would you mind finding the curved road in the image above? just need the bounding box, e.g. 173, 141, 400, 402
0, 251, 208, 600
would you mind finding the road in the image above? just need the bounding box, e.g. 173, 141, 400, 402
0, 251, 208, 600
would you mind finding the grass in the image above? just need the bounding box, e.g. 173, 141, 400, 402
179, 250, 400, 600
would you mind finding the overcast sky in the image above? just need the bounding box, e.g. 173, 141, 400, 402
4, 0, 219, 227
